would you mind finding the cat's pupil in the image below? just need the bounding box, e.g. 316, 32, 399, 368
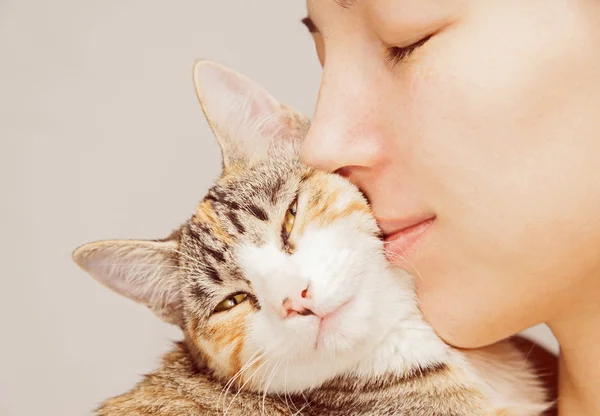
233, 293, 247, 304
283, 198, 298, 238
284, 211, 295, 235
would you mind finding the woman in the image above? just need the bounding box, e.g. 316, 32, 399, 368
299, 1, 600, 415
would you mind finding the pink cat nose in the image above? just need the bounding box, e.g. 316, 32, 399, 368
280, 287, 316, 318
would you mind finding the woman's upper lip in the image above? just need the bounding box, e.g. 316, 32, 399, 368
377, 215, 436, 238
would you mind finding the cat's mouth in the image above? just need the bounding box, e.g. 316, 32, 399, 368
313, 297, 354, 350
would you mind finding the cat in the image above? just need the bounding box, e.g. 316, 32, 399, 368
73, 61, 549, 416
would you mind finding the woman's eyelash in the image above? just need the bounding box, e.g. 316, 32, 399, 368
385, 35, 433, 66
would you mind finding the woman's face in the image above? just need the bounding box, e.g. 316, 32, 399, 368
301, 0, 600, 347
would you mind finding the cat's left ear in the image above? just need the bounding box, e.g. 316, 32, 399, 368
192, 60, 309, 169
72, 234, 183, 326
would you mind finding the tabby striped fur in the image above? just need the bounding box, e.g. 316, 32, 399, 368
73, 61, 549, 415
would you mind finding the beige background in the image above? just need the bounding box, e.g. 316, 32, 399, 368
0, 1, 558, 415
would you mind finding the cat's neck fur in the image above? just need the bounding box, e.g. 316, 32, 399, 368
352, 305, 450, 379
346, 262, 452, 380
306, 266, 548, 415
304, 312, 548, 416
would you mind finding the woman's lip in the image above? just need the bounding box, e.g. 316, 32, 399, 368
383, 217, 435, 256
379, 215, 436, 237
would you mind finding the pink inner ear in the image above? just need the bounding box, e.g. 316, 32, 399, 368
194, 62, 283, 134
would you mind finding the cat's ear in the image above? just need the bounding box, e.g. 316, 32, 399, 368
192, 60, 308, 168
72, 235, 183, 326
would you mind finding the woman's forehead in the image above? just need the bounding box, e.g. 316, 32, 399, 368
306, 0, 463, 32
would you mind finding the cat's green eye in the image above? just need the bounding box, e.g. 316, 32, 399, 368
214, 293, 248, 313
283, 198, 298, 239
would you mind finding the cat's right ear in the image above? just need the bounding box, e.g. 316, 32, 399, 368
192, 60, 308, 169
72, 236, 183, 326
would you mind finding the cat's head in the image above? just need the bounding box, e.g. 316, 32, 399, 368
73, 62, 417, 393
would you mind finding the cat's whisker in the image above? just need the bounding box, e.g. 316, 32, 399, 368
224, 356, 271, 416
261, 358, 283, 416
282, 360, 311, 416
382, 246, 425, 282
292, 401, 311, 416
518, 343, 537, 372
218, 350, 265, 412
381, 246, 410, 263
381, 252, 411, 265
390, 253, 420, 278
254, 356, 272, 412
380, 250, 413, 269
219, 360, 248, 412
224, 351, 262, 394
298, 390, 313, 415
281, 360, 296, 415
256, 357, 276, 415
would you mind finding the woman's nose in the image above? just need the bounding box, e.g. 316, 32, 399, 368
300, 66, 384, 174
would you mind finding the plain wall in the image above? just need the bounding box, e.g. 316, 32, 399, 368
0, 1, 558, 415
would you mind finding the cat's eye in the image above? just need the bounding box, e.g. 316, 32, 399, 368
282, 198, 298, 241
214, 293, 248, 313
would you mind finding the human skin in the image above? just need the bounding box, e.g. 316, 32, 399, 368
299, 1, 600, 415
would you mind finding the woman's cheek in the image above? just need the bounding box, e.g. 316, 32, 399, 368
396, 34, 554, 347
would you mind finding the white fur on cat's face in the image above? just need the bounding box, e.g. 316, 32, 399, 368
234, 176, 420, 393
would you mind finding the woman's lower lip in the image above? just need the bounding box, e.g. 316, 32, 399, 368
384, 218, 435, 258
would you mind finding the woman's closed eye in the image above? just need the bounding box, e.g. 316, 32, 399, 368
385, 35, 433, 67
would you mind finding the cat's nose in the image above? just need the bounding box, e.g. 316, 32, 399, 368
280, 287, 316, 318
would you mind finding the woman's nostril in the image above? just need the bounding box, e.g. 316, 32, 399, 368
334, 166, 352, 178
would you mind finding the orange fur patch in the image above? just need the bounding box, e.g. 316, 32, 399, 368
230, 338, 245, 379
321, 199, 369, 227
211, 312, 246, 347
193, 200, 233, 244
300, 175, 370, 232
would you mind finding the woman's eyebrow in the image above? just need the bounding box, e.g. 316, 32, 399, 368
301, 16, 319, 33
303, 0, 359, 33
335, 0, 358, 8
